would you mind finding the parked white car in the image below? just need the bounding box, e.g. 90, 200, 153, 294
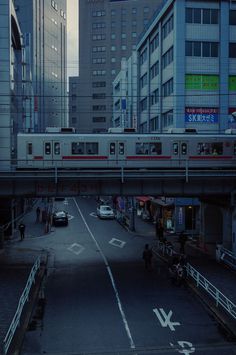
97, 205, 115, 219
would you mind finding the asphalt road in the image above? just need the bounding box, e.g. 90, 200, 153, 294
21, 197, 236, 355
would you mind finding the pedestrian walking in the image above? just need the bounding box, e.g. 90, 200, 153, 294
142, 244, 153, 270
19, 222, 25, 241
36, 206, 40, 222
178, 231, 188, 254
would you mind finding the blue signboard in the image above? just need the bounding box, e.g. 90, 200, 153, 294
185, 108, 218, 124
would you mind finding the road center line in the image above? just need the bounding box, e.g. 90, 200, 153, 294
73, 198, 136, 350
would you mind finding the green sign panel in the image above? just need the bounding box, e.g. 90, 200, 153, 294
185, 74, 219, 90
229, 76, 236, 91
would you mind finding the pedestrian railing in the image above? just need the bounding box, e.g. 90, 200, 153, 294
2, 257, 41, 355
186, 263, 236, 320
154, 241, 236, 321
216, 245, 236, 271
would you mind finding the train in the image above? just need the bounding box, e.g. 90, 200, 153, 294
16, 130, 236, 169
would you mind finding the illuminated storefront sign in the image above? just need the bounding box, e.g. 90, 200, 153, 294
185, 74, 219, 90
185, 107, 218, 124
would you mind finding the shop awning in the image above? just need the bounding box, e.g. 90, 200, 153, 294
136, 196, 152, 203
151, 198, 174, 207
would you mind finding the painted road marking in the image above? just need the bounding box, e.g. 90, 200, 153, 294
109, 238, 126, 248
90, 212, 98, 218
153, 308, 180, 331
170, 341, 195, 354
67, 243, 85, 255
67, 214, 74, 221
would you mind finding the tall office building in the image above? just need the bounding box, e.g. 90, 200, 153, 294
14, 0, 67, 131
70, 0, 164, 133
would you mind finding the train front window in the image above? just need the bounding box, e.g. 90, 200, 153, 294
181, 143, 187, 155
173, 143, 178, 155
110, 143, 115, 155
45, 142, 51, 155
54, 142, 60, 155
86, 143, 98, 155
72, 142, 84, 154
27, 143, 33, 155
119, 143, 124, 155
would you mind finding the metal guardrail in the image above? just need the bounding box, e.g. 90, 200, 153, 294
154, 241, 236, 321
216, 245, 236, 271
3, 257, 41, 355
186, 263, 236, 320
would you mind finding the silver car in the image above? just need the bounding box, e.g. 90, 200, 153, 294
97, 205, 115, 219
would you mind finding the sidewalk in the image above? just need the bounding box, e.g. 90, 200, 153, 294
132, 215, 236, 337
0, 204, 48, 353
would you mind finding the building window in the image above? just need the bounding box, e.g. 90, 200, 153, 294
144, 7, 149, 13
92, 46, 106, 52
93, 117, 106, 123
132, 20, 137, 26
92, 58, 106, 64
132, 8, 137, 14
140, 73, 147, 88
121, 33, 127, 39
140, 97, 147, 112
121, 45, 127, 50
150, 61, 159, 79
92, 70, 106, 76
121, 8, 126, 15
111, 69, 116, 75
111, 34, 116, 39
162, 47, 173, 69
229, 43, 236, 58
111, 46, 116, 51
150, 116, 159, 131
92, 22, 105, 29
92, 34, 106, 40
132, 32, 137, 38
186, 8, 218, 24
151, 89, 159, 105
93, 105, 106, 111
150, 33, 159, 53
92, 93, 106, 99
163, 110, 173, 127
230, 10, 236, 25
92, 10, 106, 17
186, 41, 218, 57
162, 15, 173, 40
162, 78, 173, 97
72, 117, 77, 124
72, 106, 76, 112
92, 81, 106, 88
140, 48, 147, 64
111, 57, 116, 63
71, 94, 77, 100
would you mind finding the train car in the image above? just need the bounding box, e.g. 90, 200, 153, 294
16, 132, 236, 169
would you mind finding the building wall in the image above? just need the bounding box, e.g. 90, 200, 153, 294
15, 0, 67, 131
0, 0, 23, 166
71, 0, 164, 133
133, 0, 236, 133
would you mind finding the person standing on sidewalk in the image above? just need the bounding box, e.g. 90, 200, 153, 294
19, 222, 25, 241
142, 244, 153, 270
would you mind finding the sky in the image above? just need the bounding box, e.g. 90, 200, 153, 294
67, 0, 78, 78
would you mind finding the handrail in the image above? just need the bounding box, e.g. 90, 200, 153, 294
3, 257, 41, 355
154, 242, 236, 320
186, 263, 236, 320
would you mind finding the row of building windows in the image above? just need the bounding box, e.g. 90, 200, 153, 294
93, 58, 106, 64
186, 8, 236, 25
92, 22, 106, 29
92, 10, 106, 17
93, 105, 106, 111
92, 81, 106, 88
150, 61, 159, 79
93, 117, 106, 123
92, 34, 106, 40
92, 93, 106, 99
110, 7, 150, 16
186, 41, 218, 58
162, 47, 173, 69
162, 15, 174, 40
93, 70, 106, 76
110, 33, 137, 39
150, 33, 159, 53
162, 78, 174, 97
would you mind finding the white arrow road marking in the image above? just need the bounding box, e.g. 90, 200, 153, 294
67, 243, 85, 255
67, 214, 74, 221
90, 212, 98, 218
153, 308, 180, 331
170, 341, 195, 354
109, 238, 126, 248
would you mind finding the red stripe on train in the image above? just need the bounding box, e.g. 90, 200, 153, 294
62, 156, 108, 160
127, 156, 172, 160
34, 156, 43, 160
189, 155, 233, 160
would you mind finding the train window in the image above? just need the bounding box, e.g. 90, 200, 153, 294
136, 143, 149, 154
150, 143, 162, 155
86, 142, 98, 154
119, 142, 124, 155
197, 142, 223, 155
234, 143, 236, 155
110, 143, 115, 155
181, 143, 187, 155
54, 142, 60, 155
72, 142, 84, 154
173, 143, 178, 155
45, 142, 51, 155
27, 143, 33, 155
